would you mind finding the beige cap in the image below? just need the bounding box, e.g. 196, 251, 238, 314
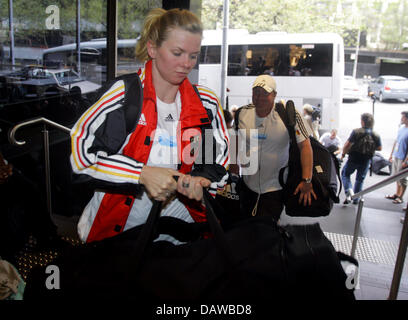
252, 75, 277, 93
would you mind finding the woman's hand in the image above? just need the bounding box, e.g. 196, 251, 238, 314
139, 166, 181, 201
176, 174, 211, 201
294, 181, 317, 206
139, 166, 211, 202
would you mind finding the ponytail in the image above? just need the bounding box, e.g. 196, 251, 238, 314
135, 8, 203, 63
135, 8, 165, 62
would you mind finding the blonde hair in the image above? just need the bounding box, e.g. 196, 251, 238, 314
135, 8, 203, 62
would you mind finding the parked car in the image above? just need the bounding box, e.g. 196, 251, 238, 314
0, 66, 100, 102
367, 75, 408, 102
342, 75, 361, 102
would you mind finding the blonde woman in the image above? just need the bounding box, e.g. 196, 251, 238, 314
70, 8, 229, 243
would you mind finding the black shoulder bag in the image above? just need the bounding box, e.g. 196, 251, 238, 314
276, 101, 342, 217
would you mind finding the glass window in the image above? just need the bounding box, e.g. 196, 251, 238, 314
228, 43, 333, 77
117, 0, 161, 76
0, 0, 162, 139
199, 45, 221, 64
0, 0, 109, 132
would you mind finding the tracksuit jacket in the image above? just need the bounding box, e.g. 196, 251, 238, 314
70, 60, 229, 242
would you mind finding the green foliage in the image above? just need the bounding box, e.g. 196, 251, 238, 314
202, 0, 347, 34
201, 0, 408, 50
2, 0, 408, 51
0, 0, 161, 46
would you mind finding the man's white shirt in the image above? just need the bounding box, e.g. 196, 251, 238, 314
237, 105, 311, 194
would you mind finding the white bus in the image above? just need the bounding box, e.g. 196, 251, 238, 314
42, 38, 140, 84
42, 38, 137, 67
199, 29, 344, 131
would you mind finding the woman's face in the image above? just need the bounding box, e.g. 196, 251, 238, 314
148, 27, 202, 86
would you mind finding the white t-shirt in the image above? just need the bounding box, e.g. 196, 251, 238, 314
319, 132, 342, 149
147, 96, 180, 169
237, 105, 311, 194
127, 93, 193, 243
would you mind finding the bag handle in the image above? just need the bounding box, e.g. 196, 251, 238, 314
276, 100, 299, 189
132, 177, 235, 270
132, 200, 162, 266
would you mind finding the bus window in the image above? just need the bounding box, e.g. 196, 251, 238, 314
200, 45, 221, 64
228, 45, 247, 75
198, 30, 344, 131
227, 43, 333, 77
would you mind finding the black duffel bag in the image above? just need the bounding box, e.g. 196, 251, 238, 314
24, 189, 357, 302
276, 101, 342, 217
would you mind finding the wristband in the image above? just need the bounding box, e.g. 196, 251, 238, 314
302, 178, 312, 184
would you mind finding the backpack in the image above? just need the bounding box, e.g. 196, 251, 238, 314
350, 129, 377, 158
371, 152, 391, 175
96, 72, 144, 135
70, 72, 143, 194
275, 101, 342, 217
311, 105, 321, 122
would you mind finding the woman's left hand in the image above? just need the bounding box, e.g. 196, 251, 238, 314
177, 174, 211, 201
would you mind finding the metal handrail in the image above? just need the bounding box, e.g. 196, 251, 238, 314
352, 168, 408, 200
9, 117, 71, 145
9, 117, 71, 225
349, 167, 408, 300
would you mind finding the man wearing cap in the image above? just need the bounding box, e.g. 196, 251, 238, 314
303, 103, 320, 140
231, 75, 315, 220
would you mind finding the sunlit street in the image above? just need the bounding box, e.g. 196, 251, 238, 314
339, 93, 408, 157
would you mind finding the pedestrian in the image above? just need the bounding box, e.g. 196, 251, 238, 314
319, 128, 342, 156
303, 103, 320, 140
230, 74, 315, 221
341, 113, 382, 204
385, 111, 408, 209
70, 8, 229, 244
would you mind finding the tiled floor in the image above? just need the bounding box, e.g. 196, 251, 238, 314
280, 170, 408, 300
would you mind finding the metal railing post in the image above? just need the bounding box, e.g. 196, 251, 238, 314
351, 197, 364, 258
9, 117, 71, 224
42, 123, 53, 218
351, 168, 408, 300
388, 207, 408, 300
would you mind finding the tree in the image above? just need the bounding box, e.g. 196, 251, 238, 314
0, 0, 162, 48
202, 0, 347, 34
381, 0, 408, 50
201, 0, 408, 50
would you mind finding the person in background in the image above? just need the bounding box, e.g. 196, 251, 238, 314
230, 105, 238, 120
341, 113, 382, 204
319, 129, 342, 156
70, 8, 229, 243
385, 112, 408, 225
223, 109, 233, 129
230, 75, 315, 221
303, 103, 320, 140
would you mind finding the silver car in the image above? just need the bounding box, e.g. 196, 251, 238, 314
368, 75, 408, 102
342, 75, 362, 102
